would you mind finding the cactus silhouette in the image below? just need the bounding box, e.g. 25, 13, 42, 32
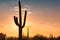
13, 0, 27, 40
27, 27, 29, 40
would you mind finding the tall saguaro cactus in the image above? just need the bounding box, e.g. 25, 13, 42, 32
13, 0, 27, 40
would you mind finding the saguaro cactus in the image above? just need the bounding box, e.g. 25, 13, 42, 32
27, 27, 29, 40
13, 0, 27, 40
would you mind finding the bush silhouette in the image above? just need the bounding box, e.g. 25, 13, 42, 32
0, 33, 6, 40
56, 36, 60, 40
1, 33, 60, 40
32, 34, 47, 40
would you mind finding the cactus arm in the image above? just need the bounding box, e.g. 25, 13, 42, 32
19, 0, 22, 27
14, 16, 19, 26
22, 10, 27, 28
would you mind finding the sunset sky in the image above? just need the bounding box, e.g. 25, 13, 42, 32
0, 0, 60, 37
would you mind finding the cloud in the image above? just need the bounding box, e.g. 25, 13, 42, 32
14, 6, 27, 12
24, 5, 28, 8
0, 24, 8, 27
14, 6, 19, 12
0, 24, 5, 27
14, 6, 32, 16
0, 25, 4, 27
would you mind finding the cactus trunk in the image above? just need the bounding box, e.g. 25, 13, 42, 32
19, 1, 22, 40
13, 0, 27, 40
19, 27, 22, 40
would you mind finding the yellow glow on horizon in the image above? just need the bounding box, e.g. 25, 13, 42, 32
0, 6, 60, 37
0, 18, 60, 37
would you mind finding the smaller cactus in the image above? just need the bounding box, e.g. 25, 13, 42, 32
27, 27, 29, 40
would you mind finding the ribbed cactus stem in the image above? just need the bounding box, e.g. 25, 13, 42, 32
27, 27, 29, 40
22, 11, 27, 28
13, 0, 27, 40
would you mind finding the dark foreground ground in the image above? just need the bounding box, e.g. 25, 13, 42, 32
0, 33, 60, 40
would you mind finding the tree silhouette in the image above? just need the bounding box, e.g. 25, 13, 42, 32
1, 33, 60, 40
32, 34, 47, 40
0, 33, 6, 40
49, 34, 54, 40
7, 37, 18, 40
56, 36, 60, 40
13, 0, 27, 40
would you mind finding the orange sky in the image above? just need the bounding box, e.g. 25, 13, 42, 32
0, 0, 60, 37
0, 10, 60, 37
